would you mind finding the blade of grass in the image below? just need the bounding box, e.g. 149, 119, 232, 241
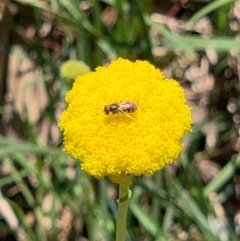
145, 14, 240, 53
4, 157, 35, 207
204, 154, 240, 197
144, 15, 195, 55
49, 0, 59, 13
131, 0, 153, 61
171, 179, 219, 239
129, 201, 166, 239
92, 0, 104, 64
186, 0, 235, 28
0, 135, 66, 157
162, 206, 174, 233
59, 0, 100, 36
171, 35, 240, 52
114, 0, 128, 42
0, 169, 29, 188
34, 206, 48, 241
13, 152, 55, 190
97, 39, 118, 60
16, 0, 102, 37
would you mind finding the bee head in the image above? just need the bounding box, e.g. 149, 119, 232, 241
104, 105, 110, 114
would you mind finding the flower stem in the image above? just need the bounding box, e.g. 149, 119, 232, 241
116, 184, 129, 241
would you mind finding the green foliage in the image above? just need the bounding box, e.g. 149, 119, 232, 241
1, 0, 240, 240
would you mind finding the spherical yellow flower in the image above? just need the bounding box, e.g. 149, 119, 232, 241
59, 58, 192, 181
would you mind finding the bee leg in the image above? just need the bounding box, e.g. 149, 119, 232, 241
123, 112, 133, 119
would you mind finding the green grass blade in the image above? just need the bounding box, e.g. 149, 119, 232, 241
187, 0, 235, 28
174, 35, 240, 52
4, 157, 35, 207
0, 135, 65, 157
131, 0, 153, 60
204, 154, 240, 196
144, 15, 195, 55
129, 201, 163, 237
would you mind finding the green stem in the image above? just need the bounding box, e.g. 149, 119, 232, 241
116, 184, 129, 241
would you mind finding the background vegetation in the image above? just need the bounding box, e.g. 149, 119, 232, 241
1, 0, 240, 240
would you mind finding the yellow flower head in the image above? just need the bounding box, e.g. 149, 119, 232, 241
59, 58, 192, 182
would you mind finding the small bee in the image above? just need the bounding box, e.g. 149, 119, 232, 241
104, 101, 137, 117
